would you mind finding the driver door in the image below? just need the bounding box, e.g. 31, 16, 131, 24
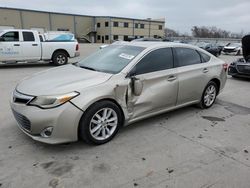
127, 48, 178, 119
0, 31, 22, 62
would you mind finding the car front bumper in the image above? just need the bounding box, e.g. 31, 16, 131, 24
10, 93, 83, 144
228, 64, 250, 78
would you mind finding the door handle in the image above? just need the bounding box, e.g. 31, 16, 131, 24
14, 44, 20, 46
203, 68, 209, 73
167, 75, 177, 82
32, 44, 38, 46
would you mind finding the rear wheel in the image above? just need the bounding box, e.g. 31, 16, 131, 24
79, 101, 123, 145
52, 51, 68, 66
199, 81, 218, 109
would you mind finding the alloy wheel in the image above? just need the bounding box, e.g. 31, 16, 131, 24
204, 85, 216, 107
89, 108, 118, 141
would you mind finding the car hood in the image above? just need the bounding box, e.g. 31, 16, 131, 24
16, 64, 113, 96
242, 35, 250, 61
224, 46, 239, 49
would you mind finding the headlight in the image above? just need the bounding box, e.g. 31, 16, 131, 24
28, 91, 79, 109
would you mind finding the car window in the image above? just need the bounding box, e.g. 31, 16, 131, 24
23, 32, 35, 41
199, 51, 211, 63
175, 48, 201, 67
1, 31, 19, 41
133, 48, 174, 75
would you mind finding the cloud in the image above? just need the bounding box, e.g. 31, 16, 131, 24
0, 0, 249, 34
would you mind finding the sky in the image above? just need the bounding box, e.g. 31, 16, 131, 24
0, 0, 250, 34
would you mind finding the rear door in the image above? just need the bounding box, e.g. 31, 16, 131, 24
127, 48, 178, 119
173, 47, 211, 105
21, 31, 41, 61
0, 31, 22, 61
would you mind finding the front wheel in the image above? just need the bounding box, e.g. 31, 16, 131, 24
79, 101, 123, 145
199, 81, 218, 109
52, 51, 68, 66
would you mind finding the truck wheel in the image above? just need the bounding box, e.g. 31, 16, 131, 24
52, 51, 68, 66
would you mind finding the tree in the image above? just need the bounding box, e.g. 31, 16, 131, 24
191, 26, 231, 38
164, 28, 180, 37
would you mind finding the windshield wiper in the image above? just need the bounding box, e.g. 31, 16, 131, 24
79, 65, 97, 71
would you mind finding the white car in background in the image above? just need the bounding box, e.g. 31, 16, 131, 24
222, 42, 242, 56
0, 29, 80, 65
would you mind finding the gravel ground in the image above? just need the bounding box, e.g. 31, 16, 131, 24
0, 44, 250, 188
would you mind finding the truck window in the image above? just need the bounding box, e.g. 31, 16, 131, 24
23, 32, 35, 42
1, 31, 19, 41
39, 35, 44, 42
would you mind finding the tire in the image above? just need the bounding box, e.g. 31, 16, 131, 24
52, 51, 68, 66
199, 81, 218, 109
79, 101, 123, 145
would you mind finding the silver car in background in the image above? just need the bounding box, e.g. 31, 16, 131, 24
10, 42, 227, 145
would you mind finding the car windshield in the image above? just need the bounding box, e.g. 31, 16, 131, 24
78, 45, 145, 74
228, 43, 241, 47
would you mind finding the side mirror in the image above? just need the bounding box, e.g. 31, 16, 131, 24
131, 76, 143, 96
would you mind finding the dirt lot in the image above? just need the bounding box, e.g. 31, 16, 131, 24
0, 44, 250, 188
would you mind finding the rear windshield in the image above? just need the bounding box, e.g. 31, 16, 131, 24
78, 45, 145, 74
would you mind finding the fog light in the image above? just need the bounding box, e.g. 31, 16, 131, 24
40, 127, 53, 138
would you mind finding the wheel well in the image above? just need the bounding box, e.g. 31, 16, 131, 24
52, 49, 70, 59
77, 98, 125, 139
210, 78, 220, 94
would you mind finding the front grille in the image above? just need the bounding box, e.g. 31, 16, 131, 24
237, 65, 250, 74
223, 48, 236, 53
12, 109, 31, 131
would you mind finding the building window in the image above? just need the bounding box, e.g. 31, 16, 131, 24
124, 35, 129, 41
105, 35, 109, 40
135, 23, 139, 28
140, 24, 145, 29
105, 22, 109, 27
159, 25, 163, 30
113, 35, 119, 40
57, 28, 69, 31
124, 22, 129, 28
154, 35, 158, 38
97, 23, 101, 28
97, 35, 101, 40
113, 22, 119, 27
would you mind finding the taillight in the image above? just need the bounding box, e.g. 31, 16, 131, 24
223, 63, 228, 71
76, 44, 79, 51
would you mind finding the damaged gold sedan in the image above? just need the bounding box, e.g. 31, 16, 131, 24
10, 42, 227, 145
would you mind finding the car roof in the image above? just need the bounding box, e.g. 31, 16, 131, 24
1, 29, 35, 32
113, 41, 205, 51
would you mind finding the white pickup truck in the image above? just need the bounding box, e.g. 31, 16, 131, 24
0, 29, 80, 65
